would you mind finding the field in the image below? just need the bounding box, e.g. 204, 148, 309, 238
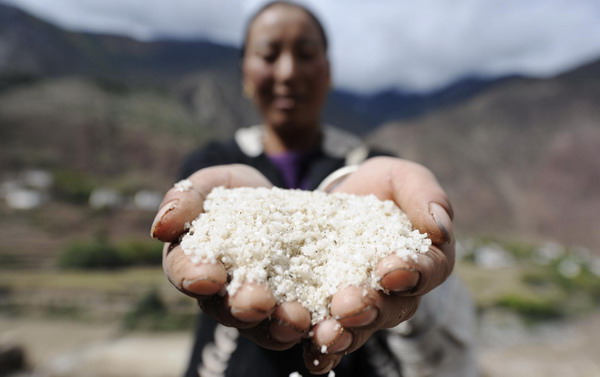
1, 194, 599, 376
1, 250, 599, 376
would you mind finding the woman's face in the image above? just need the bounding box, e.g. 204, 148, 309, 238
242, 5, 330, 131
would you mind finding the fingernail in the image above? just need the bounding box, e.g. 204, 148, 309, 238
381, 267, 420, 292
150, 199, 178, 238
182, 277, 221, 296
269, 319, 305, 343
310, 356, 335, 374
429, 202, 453, 244
327, 328, 353, 353
231, 306, 272, 323
318, 359, 335, 374
339, 306, 378, 328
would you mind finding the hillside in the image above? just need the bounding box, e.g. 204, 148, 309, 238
0, 2, 258, 145
0, 1, 495, 179
369, 59, 600, 251
0, 2, 504, 136
0, 3, 239, 81
1, 2, 599, 253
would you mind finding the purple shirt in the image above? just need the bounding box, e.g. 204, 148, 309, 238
266, 150, 314, 190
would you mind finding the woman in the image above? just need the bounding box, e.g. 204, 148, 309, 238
152, 2, 477, 376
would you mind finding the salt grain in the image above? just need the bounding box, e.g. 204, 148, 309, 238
174, 179, 193, 192
180, 187, 431, 324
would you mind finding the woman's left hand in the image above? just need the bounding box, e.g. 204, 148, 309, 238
304, 156, 455, 374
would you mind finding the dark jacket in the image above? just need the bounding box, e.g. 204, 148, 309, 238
179, 125, 373, 190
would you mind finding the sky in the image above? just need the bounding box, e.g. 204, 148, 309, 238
2, 0, 600, 94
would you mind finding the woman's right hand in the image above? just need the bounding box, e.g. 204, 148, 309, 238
152, 164, 312, 350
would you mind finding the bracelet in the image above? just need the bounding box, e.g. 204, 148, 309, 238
316, 165, 359, 193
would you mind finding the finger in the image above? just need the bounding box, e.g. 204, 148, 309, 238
330, 285, 418, 325
330, 286, 379, 328
187, 164, 273, 195
237, 319, 295, 351
228, 282, 276, 323
376, 254, 420, 293
163, 243, 227, 297
376, 243, 454, 296
312, 319, 353, 355
199, 295, 259, 330
161, 247, 274, 331
337, 294, 420, 356
389, 162, 453, 247
334, 157, 455, 293
235, 302, 310, 351
269, 301, 311, 343
324, 286, 419, 356
151, 186, 204, 242
303, 341, 343, 375
401, 243, 454, 296
151, 164, 272, 242
334, 157, 453, 246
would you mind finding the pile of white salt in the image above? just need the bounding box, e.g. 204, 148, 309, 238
180, 187, 430, 323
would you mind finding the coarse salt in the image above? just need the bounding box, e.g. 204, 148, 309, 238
174, 179, 193, 192
180, 187, 431, 324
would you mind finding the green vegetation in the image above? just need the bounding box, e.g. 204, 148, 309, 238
109, 171, 165, 196
2, 233, 598, 331
57, 237, 163, 270
457, 236, 600, 324
500, 239, 538, 260
0, 268, 197, 330
0, 268, 165, 292
58, 238, 125, 270
496, 293, 564, 322
117, 239, 163, 266
52, 169, 96, 204
122, 289, 196, 331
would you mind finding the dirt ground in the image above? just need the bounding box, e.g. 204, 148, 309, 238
0, 317, 193, 377
1, 311, 600, 377
479, 312, 600, 377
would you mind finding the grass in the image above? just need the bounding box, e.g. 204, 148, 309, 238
455, 262, 527, 308
0, 267, 198, 330
455, 236, 600, 323
122, 288, 198, 332
0, 267, 166, 293
2, 234, 598, 329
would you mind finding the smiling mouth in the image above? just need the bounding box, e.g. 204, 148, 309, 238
273, 96, 299, 110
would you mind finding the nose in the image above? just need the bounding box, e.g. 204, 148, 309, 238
274, 52, 298, 83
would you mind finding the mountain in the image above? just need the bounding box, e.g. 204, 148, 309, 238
0, 2, 503, 135
0, 2, 259, 176
368, 59, 600, 251
328, 76, 511, 127
0, 1, 507, 178
1, 2, 599, 251
0, 3, 239, 81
